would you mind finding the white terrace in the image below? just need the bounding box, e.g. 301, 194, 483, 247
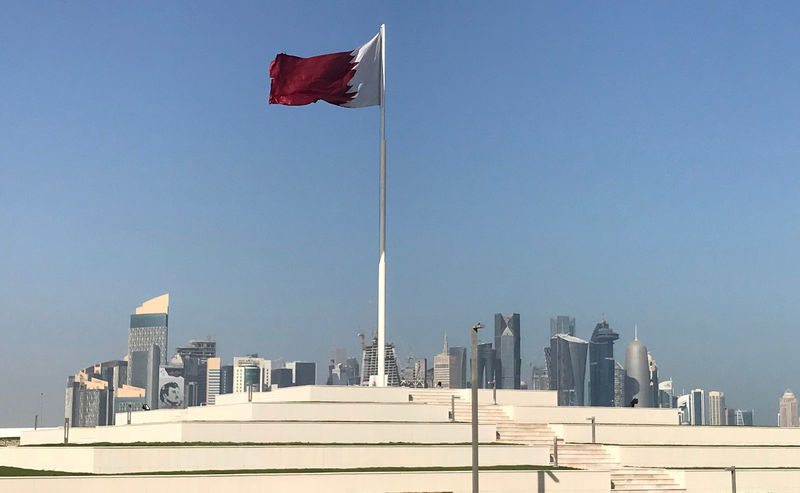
3, 386, 800, 492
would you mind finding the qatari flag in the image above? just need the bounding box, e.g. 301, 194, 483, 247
269, 32, 381, 108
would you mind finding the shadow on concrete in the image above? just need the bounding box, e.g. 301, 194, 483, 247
537, 470, 560, 492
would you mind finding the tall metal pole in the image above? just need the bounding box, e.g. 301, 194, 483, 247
471, 322, 484, 493
377, 23, 387, 387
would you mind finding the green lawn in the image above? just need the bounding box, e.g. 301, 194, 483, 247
0, 464, 573, 477
24, 441, 515, 447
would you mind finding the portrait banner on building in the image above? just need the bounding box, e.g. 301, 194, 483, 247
158, 368, 185, 409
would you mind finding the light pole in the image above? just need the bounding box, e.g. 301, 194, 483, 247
471, 322, 484, 493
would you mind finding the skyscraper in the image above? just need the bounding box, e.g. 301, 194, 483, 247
588, 317, 619, 407
128, 345, 160, 410
648, 353, 659, 407
232, 355, 271, 392
473, 343, 496, 388
206, 357, 221, 405
433, 334, 458, 388
709, 391, 726, 426
678, 392, 709, 425
360, 336, 400, 386
624, 331, 651, 407
613, 361, 626, 407
779, 389, 799, 427
658, 379, 674, 409
286, 361, 316, 386
545, 334, 588, 406
531, 366, 549, 391
129, 294, 169, 366
550, 316, 576, 338
176, 339, 216, 363
735, 409, 754, 426
448, 346, 467, 389
708, 390, 728, 426
494, 313, 521, 389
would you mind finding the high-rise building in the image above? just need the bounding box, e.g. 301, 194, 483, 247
779, 389, 799, 427
433, 334, 459, 388
677, 394, 691, 425
550, 316, 576, 338
128, 345, 161, 410
129, 294, 169, 366
114, 384, 146, 416
413, 358, 427, 388
65, 376, 111, 427
545, 334, 588, 406
233, 355, 272, 392
494, 313, 521, 389
679, 389, 707, 425
624, 332, 651, 407
448, 346, 467, 389
328, 357, 361, 386
271, 368, 294, 388
658, 379, 674, 409
588, 317, 619, 407
531, 366, 549, 391
286, 361, 316, 386
648, 353, 659, 407
613, 361, 626, 407
360, 336, 400, 386
472, 342, 496, 388
176, 339, 216, 364
220, 365, 233, 394
735, 409, 754, 426
206, 357, 222, 405
709, 391, 726, 426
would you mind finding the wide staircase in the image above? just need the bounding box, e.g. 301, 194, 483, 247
408, 391, 685, 492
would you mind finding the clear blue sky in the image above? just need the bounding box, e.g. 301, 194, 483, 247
2, 2, 799, 426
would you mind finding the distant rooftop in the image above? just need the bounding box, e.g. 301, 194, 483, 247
135, 293, 169, 314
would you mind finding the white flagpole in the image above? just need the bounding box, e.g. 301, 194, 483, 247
377, 24, 387, 387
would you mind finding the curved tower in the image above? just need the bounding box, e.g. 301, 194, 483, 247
589, 317, 619, 407
624, 328, 651, 407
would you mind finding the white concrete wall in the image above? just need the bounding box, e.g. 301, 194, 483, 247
512, 406, 680, 426
412, 388, 558, 407
214, 386, 559, 407
216, 385, 415, 405
609, 445, 800, 468
0, 469, 609, 493
680, 469, 800, 493
0, 444, 548, 474
23, 421, 497, 445
117, 401, 451, 424
553, 422, 800, 445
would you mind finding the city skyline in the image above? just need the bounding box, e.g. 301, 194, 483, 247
4, 3, 800, 427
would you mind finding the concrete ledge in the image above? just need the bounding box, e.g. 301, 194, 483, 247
114, 401, 451, 425
215, 386, 414, 405
0, 469, 609, 493
608, 445, 800, 468
680, 469, 800, 493
214, 386, 559, 407
515, 407, 680, 426
0, 444, 549, 474
22, 421, 497, 446
554, 422, 800, 445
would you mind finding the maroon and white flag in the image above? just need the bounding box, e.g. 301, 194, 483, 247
269, 32, 381, 108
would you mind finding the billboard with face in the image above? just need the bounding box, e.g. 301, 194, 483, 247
158, 368, 185, 409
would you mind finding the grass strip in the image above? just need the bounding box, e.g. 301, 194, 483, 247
0, 464, 573, 477
24, 441, 517, 448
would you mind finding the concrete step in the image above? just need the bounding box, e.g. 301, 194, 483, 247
610, 468, 683, 492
